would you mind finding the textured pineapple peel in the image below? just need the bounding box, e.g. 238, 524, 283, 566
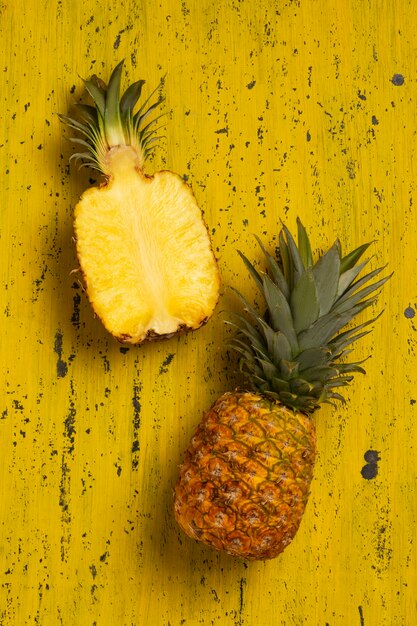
60, 61, 219, 343
174, 220, 390, 560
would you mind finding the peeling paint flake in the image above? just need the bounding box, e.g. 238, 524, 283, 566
391, 73, 404, 86
405, 306, 415, 319
131, 382, 142, 469
159, 353, 175, 375
54, 331, 68, 378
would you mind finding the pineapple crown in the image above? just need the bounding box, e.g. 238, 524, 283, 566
229, 219, 391, 415
59, 60, 165, 175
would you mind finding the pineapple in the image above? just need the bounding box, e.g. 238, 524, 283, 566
174, 220, 390, 560
60, 61, 219, 343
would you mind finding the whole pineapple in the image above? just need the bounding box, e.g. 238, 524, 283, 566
60, 61, 219, 343
174, 220, 390, 560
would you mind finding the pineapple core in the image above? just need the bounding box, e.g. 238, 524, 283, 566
75, 156, 219, 343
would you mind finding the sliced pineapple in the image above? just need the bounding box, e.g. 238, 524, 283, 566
60, 62, 219, 343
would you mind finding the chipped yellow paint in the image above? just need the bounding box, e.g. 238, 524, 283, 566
1, 1, 416, 625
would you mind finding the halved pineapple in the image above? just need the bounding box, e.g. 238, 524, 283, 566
60, 61, 220, 343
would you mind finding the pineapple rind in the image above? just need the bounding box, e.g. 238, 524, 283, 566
174, 390, 317, 560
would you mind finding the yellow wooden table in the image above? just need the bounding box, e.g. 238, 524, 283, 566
1, 1, 416, 624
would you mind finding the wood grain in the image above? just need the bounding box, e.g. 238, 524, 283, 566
1, 1, 416, 624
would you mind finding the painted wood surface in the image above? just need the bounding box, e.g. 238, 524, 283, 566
1, 1, 416, 624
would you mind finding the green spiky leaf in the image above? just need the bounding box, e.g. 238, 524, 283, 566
296, 218, 313, 268
229, 219, 389, 414
237, 250, 263, 292
255, 236, 289, 299
290, 268, 320, 333
282, 225, 305, 279
340, 242, 372, 273
120, 79, 146, 118
262, 274, 298, 352
313, 241, 341, 315
59, 61, 165, 175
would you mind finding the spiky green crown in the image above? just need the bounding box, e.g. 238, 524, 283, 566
59, 60, 164, 175
229, 219, 390, 414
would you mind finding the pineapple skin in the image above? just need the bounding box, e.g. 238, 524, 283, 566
174, 390, 317, 560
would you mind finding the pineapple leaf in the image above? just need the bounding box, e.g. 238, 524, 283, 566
290, 378, 317, 396
282, 224, 305, 278
255, 236, 289, 299
271, 377, 291, 393
325, 391, 346, 403
290, 267, 320, 333
229, 291, 275, 345
120, 79, 146, 118
337, 259, 370, 298
328, 311, 383, 354
134, 78, 164, 118
105, 60, 125, 145
298, 298, 376, 351
336, 362, 367, 375
335, 267, 390, 310
68, 150, 90, 161
330, 329, 372, 354
268, 330, 292, 363
277, 390, 311, 410
136, 109, 166, 139
252, 342, 276, 365
226, 315, 265, 352
312, 241, 341, 315
227, 338, 256, 362
325, 377, 354, 388
262, 274, 298, 352
279, 359, 300, 380
237, 250, 263, 292
140, 123, 167, 151
57, 114, 92, 138
68, 137, 93, 149
297, 347, 332, 370
278, 230, 293, 289
83, 77, 106, 120
246, 373, 271, 390
264, 390, 285, 403
76, 104, 99, 126
61, 63, 168, 174
300, 365, 339, 382
227, 219, 389, 413
340, 242, 372, 273
143, 135, 166, 158
256, 358, 279, 380
297, 218, 313, 268
250, 317, 292, 364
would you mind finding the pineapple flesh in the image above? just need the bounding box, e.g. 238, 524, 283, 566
174, 220, 390, 560
60, 62, 219, 343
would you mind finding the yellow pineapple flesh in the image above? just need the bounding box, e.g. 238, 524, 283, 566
61, 63, 219, 343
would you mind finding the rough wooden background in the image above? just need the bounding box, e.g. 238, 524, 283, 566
1, 1, 416, 624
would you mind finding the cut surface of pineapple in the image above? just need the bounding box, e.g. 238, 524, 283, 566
60, 62, 220, 343
76, 165, 219, 343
